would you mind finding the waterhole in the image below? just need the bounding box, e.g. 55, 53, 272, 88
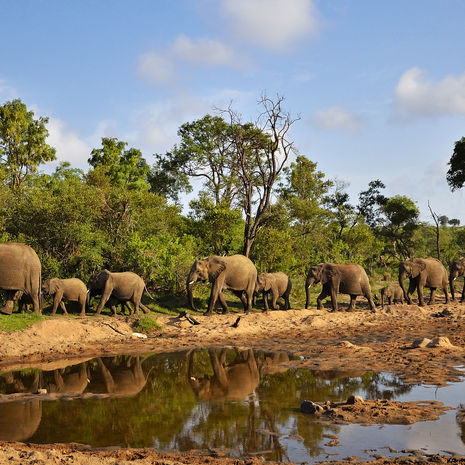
0, 348, 464, 462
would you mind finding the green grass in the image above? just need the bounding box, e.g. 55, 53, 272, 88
0, 313, 47, 332
132, 314, 162, 333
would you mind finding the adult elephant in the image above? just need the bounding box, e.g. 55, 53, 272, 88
87, 270, 151, 315
305, 263, 376, 312
449, 257, 465, 302
42, 278, 87, 316
398, 258, 449, 306
188, 348, 260, 402
186, 254, 257, 315
0, 242, 41, 314
255, 272, 292, 311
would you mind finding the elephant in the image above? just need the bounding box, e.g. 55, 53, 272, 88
89, 356, 148, 397
87, 270, 151, 315
305, 263, 376, 312
255, 272, 292, 311
42, 278, 87, 316
0, 242, 41, 314
186, 254, 257, 315
449, 257, 465, 302
379, 283, 404, 308
188, 348, 260, 402
0, 401, 42, 441
398, 258, 449, 306
44, 363, 89, 395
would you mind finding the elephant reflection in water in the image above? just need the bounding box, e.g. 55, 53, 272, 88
259, 352, 292, 376
45, 363, 89, 395
0, 371, 42, 441
188, 349, 260, 402
89, 356, 148, 397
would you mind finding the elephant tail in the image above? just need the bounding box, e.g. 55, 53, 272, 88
144, 286, 156, 302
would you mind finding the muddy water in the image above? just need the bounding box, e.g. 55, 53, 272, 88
0, 349, 464, 462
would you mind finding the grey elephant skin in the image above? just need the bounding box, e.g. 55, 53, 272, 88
398, 258, 449, 306
187, 254, 257, 315
305, 263, 376, 312
0, 242, 41, 314
255, 272, 292, 311
87, 270, 151, 315
379, 283, 404, 308
188, 349, 259, 401
42, 277, 87, 316
449, 257, 465, 302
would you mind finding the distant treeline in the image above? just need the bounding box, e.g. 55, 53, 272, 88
0, 97, 464, 292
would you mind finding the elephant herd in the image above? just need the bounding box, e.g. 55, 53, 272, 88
187, 254, 465, 314
0, 242, 152, 316
1, 241, 465, 316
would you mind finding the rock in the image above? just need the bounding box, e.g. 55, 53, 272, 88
411, 338, 432, 348
131, 332, 147, 339
346, 395, 364, 405
300, 400, 324, 414
427, 336, 457, 348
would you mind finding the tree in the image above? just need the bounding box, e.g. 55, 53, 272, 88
380, 195, 419, 259
88, 137, 149, 190
446, 137, 465, 191
223, 94, 300, 256
0, 99, 56, 189
358, 180, 387, 227
149, 115, 236, 206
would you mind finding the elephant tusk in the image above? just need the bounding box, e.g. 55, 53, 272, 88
189, 280, 196, 285
190, 376, 197, 381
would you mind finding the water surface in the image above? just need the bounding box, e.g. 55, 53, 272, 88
0, 349, 464, 461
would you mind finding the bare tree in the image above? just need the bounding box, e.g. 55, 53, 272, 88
428, 200, 441, 261
221, 95, 300, 256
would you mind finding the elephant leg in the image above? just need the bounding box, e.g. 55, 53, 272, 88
51, 292, 62, 316
317, 287, 330, 310
330, 288, 338, 312
407, 281, 416, 305
271, 291, 279, 310
233, 290, 248, 313
428, 287, 437, 305
96, 284, 113, 314
79, 297, 86, 316
417, 283, 425, 306
442, 283, 449, 304
59, 301, 68, 315
139, 302, 151, 314
97, 358, 115, 393
124, 301, 134, 315
262, 291, 270, 312
217, 292, 229, 314
461, 282, 465, 303
347, 295, 357, 312
364, 291, 376, 311
207, 278, 224, 315
284, 292, 291, 310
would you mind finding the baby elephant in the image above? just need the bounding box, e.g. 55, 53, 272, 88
42, 278, 88, 316
255, 272, 292, 312
380, 283, 404, 308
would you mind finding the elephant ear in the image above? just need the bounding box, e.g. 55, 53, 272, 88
49, 278, 59, 294
412, 260, 427, 275
209, 258, 226, 280
321, 264, 338, 284
263, 275, 272, 291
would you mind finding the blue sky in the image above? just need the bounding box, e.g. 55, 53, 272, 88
2, 0, 465, 221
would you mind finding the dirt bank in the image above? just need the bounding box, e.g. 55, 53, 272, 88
1, 302, 465, 464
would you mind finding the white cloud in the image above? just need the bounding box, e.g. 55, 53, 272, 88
131, 89, 255, 155
313, 106, 362, 133
394, 67, 465, 118
222, 0, 318, 52
137, 51, 175, 85
172, 35, 247, 68
137, 35, 250, 86
46, 117, 91, 167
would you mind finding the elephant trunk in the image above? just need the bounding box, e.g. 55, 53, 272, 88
449, 270, 458, 301
186, 277, 196, 311
398, 270, 410, 303
305, 276, 313, 309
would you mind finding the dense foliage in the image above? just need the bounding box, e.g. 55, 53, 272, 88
0, 98, 464, 302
